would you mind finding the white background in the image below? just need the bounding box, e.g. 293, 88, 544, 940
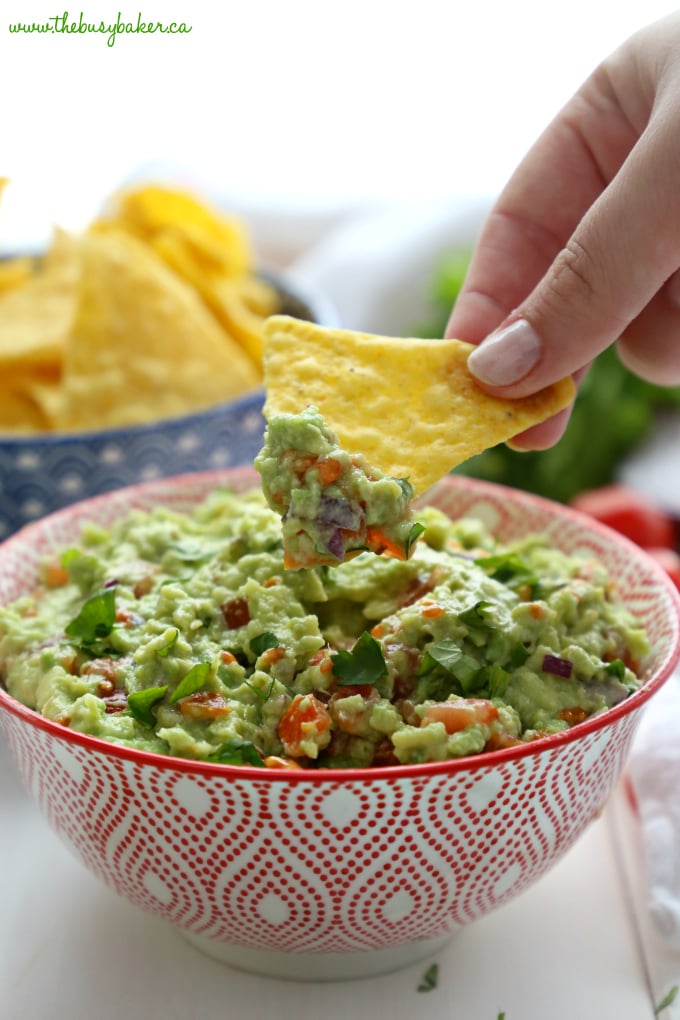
0, 0, 679, 246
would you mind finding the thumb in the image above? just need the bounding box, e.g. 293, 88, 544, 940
467, 110, 680, 397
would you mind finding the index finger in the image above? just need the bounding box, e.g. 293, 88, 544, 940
445, 61, 642, 344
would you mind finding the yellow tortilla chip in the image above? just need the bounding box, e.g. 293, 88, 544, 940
91, 184, 253, 275
0, 367, 59, 433
0, 245, 78, 370
0, 255, 36, 293
262, 316, 576, 494
57, 231, 260, 431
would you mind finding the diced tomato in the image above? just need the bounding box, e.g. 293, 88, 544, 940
316, 458, 343, 486
422, 698, 498, 734
644, 547, 680, 590
262, 755, 305, 770
569, 485, 676, 550
221, 596, 250, 628
43, 563, 70, 588
278, 693, 332, 757
291, 454, 318, 477
178, 691, 232, 720
103, 689, 129, 714
366, 526, 406, 560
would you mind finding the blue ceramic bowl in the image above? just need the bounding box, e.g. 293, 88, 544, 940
0, 271, 336, 538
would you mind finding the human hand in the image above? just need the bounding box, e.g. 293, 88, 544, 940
446, 12, 680, 450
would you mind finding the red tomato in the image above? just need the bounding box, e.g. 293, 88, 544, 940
569, 485, 676, 550
643, 547, 680, 590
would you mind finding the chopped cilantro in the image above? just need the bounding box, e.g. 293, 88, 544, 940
405, 522, 426, 557
474, 552, 538, 593
603, 658, 627, 679
421, 638, 479, 688
169, 662, 211, 703
156, 628, 180, 657
508, 642, 530, 669
458, 600, 494, 628
655, 985, 678, 1014
244, 677, 276, 702
478, 665, 510, 699
127, 685, 169, 728
250, 631, 280, 657
64, 587, 116, 646
206, 738, 264, 767
332, 631, 387, 686
417, 962, 439, 992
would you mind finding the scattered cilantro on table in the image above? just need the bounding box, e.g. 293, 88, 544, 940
417, 962, 439, 992
655, 985, 679, 1014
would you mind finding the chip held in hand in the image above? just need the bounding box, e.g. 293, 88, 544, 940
262, 315, 576, 494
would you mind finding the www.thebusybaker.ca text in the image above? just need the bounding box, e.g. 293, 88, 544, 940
8, 11, 192, 47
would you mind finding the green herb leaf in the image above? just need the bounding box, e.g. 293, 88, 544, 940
168, 544, 214, 565
396, 477, 415, 500
423, 638, 480, 689
127, 685, 168, 728
405, 522, 425, 558
417, 962, 439, 992
332, 631, 387, 686
64, 587, 116, 645
603, 658, 627, 679
206, 738, 265, 767
479, 665, 510, 699
169, 662, 211, 703
508, 643, 530, 669
458, 600, 494, 628
250, 631, 280, 657
655, 985, 678, 1014
474, 553, 538, 592
244, 677, 276, 702
156, 628, 180, 658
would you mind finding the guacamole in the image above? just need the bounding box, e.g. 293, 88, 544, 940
254, 406, 422, 569
0, 486, 649, 768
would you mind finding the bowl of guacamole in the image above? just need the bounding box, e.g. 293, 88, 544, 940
0, 467, 678, 978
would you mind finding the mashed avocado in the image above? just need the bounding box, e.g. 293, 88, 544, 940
0, 486, 649, 768
254, 406, 422, 569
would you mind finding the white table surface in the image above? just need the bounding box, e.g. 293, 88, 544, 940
0, 733, 669, 1020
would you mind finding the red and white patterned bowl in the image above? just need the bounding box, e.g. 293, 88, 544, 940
1, 468, 679, 980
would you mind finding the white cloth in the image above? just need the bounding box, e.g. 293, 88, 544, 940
627, 670, 680, 947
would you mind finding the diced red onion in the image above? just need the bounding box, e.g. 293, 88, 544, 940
318, 496, 361, 531
326, 528, 346, 560
542, 654, 573, 679
103, 578, 119, 589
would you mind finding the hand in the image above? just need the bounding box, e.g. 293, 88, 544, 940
446, 12, 680, 450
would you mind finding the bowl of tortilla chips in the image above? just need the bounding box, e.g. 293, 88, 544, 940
0, 181, 336, 538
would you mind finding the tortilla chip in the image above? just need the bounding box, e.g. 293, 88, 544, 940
0, 255, 36, 293
56, 231, 260, 431
91, 184, 253, 275
0, 245, 78, 370
0, 370, 56, 433
262, 316, 576, 494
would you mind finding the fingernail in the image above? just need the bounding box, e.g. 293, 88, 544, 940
467, 318, 542, 386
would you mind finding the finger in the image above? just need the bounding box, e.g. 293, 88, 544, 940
466, 85, 680, 398
505, 366, 590, 451
615, 268, 680, 385
446, 57, 642, 346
